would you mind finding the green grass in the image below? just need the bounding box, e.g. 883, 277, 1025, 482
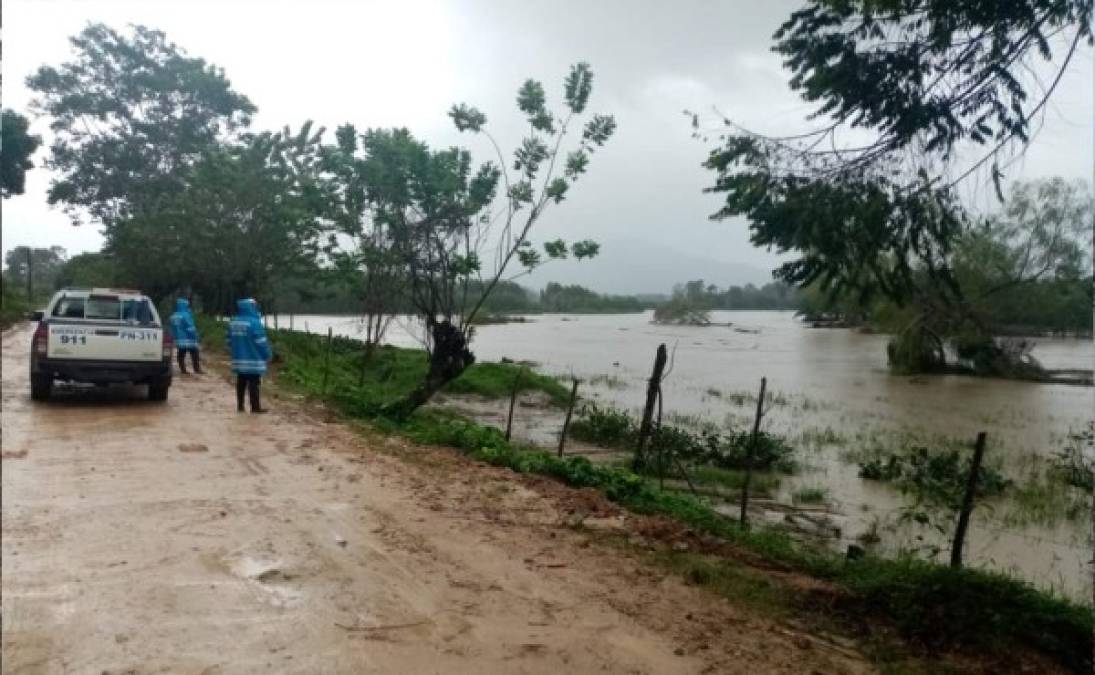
688, 464, 781, 495
658, 551, 792, 615
196, 317, 571, 410
797, 426, 848, 448
205, 319, 1093, 671
446, 361, 571, 404
1003, 476, 1089, 527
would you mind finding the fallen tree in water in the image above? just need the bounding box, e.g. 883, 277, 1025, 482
887, 320, 1093, 385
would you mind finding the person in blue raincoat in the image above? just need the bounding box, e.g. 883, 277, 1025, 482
169, 297, 202, 374
227, 298, 272, 413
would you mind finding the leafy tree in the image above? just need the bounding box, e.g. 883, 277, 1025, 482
3, 246, 67, 298
378, 64, 616, 416
27, 23, 255, 229
700, 0, 1092, 303
468, 280, 537, 313
539, 282, 644, 313
54, 252, 121, 290
1, 110, 42, 198
321, 124, 406, 359
803, 179, 1093, 373
108, 123, 327, 308
665, 279, 801, 311
939, 178, 1093, 361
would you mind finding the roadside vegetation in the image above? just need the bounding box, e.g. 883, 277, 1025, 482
0, 284, 30, 329
205, 318, 570, 413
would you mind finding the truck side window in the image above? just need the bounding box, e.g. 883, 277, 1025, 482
122, 299, 154, 324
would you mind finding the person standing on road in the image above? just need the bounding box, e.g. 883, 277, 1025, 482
169, 297, 202, 374
227, 298, 272, 414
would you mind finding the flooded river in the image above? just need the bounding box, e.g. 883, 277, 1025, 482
278, 311, 1094, 599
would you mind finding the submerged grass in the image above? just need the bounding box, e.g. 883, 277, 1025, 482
1003, 475, 1090, 527
588, 373, 628, 389
687, 465, 781, 495
205, 320, 1094, 671
791, 486, 829, 505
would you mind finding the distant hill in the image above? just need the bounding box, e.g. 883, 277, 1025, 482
522, 238, 774, 295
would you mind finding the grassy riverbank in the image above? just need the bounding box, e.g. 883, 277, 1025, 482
197, 317, 1092, 671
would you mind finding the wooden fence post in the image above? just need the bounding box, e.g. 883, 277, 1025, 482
950, 431, 988, 568
739, 376, 767, 528
558, 379, 580, 457
505, 369, 522, 441
289, 314, 294, 331
321, 326, 334, 395
636, 344, 668, 466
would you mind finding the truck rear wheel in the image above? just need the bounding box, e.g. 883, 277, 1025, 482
30, 373, 52, 401
148, 379, 170, 402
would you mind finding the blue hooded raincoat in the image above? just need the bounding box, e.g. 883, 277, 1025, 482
169, 298, 199, 349
228, 298, 271, 375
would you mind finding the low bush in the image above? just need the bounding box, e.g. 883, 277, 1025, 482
569, 402, 637, 447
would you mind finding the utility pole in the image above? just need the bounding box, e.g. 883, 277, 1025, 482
26, 247, 33, 303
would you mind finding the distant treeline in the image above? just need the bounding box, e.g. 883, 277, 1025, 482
266, 275, 796, 315
669, 279, 801, 310
267, 274, 652, 316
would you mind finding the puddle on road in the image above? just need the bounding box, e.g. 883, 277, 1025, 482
226, 554, 303, 608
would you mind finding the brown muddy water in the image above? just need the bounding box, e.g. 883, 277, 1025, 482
278, 311, 1094, 600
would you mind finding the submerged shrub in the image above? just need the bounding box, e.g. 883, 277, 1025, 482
571, 403, 796, 474
858, 446, 1012, 505
1049, 423, 1094, 491
569, 402, 637, 447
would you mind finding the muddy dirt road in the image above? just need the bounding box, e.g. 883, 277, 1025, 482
2, 324, 869, 674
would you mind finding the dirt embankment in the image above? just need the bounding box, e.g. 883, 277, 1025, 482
1, 323, 872, 674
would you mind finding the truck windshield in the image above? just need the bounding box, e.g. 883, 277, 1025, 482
85, 295, 122, 320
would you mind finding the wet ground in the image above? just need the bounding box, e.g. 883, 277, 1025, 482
1, 323, 871, 674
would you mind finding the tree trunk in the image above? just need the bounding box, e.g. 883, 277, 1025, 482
387, 320, 475, 419
635, 344, 668, 468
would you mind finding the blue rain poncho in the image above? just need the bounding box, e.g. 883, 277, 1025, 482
169, 298, 199, 349
227, 298, 271, 375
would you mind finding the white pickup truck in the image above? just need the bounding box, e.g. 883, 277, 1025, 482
29, 288, 174, 401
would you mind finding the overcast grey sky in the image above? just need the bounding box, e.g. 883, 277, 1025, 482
3, 0, 1092, 293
